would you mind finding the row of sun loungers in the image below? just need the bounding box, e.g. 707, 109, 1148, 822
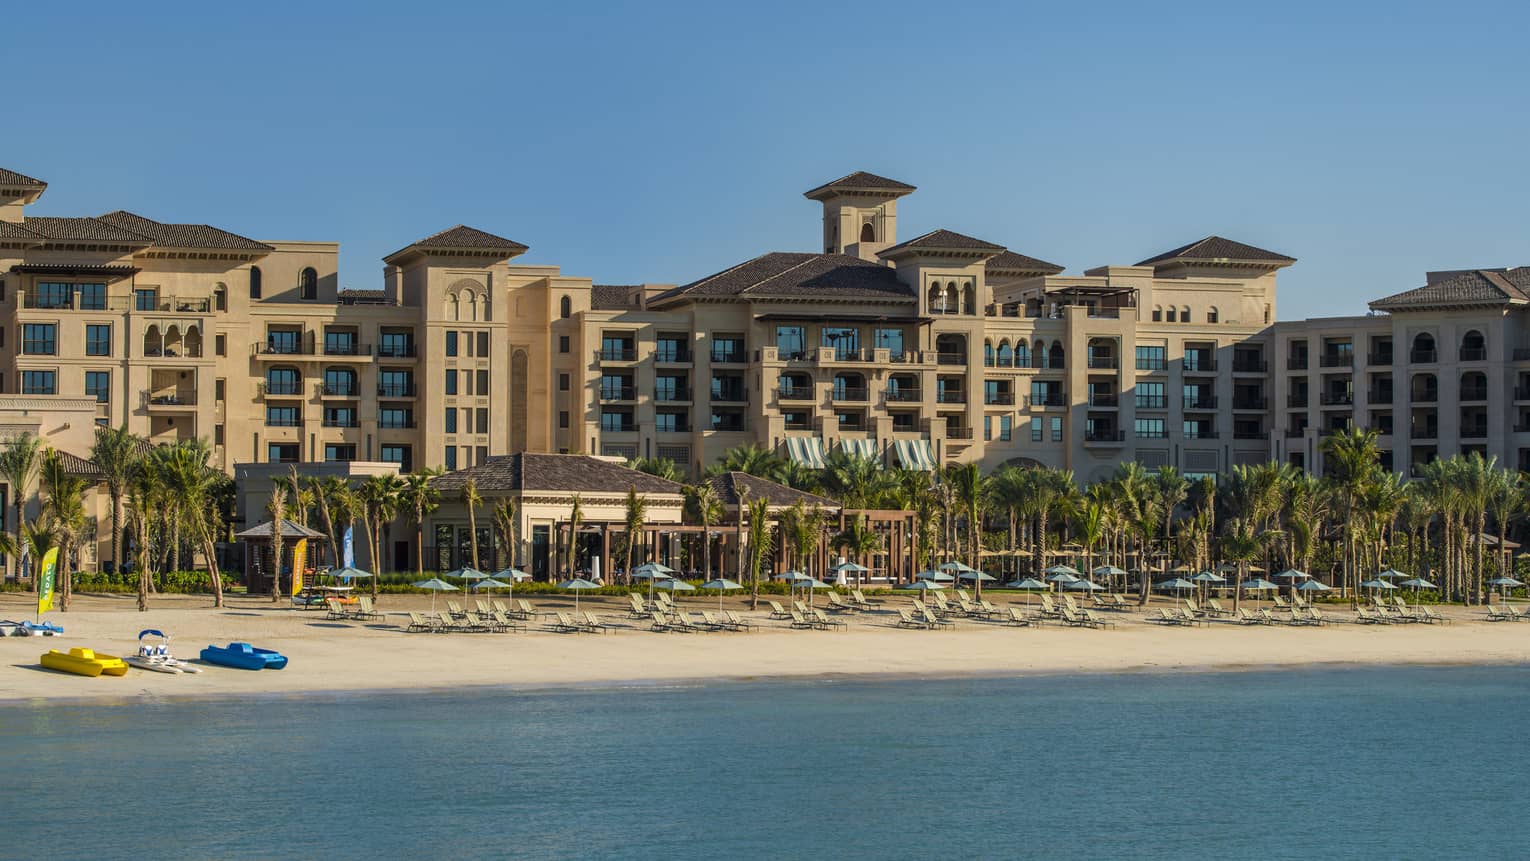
1485, 604, 1528, 622
406, 609, 526, 633
649, 609, 758, 632
325, 597, 383, 622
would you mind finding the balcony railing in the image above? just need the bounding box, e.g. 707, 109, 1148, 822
1285, 428, 1307, 438
1411, 390, 1439, 404
985, 392, 1016, 406
1286, 356, 1309, 371
936, 390, 967, 405
711, 388, 749, 403
1368, 390, 1394, 405
321, 384, 358, 397
936, 353, 967, 366
655, 347, 692, 363
322, 342, 371, 357
378, 418, 417, 429
1183, 396, 1218, 410
1032, 392, 1066, 408
377, 343, 418, 358
1287, 393, 1309, 408
710, 349, 748, 364
1515, 386, 1530, 400
142, 391, 196, 407
1411, 426, 1438, 440
1183, 429, 1219, 440
266, 416, 302, 428
1136, 358, 1167, 371
1460, 387, 1489, 401
1515, 423, 1530, 433
1089, 393, 1119, 407
322, 417, 360, 428
1410, 350, 1438, 363
944, 426, 975, 440
1084, 430, 1125, 443
1233, 430, 1266, 440
1136, 396, 1167, 409
1319, 392, 1354, 406
263, 381, 302, 396
654, 387, 692, 402
1087, 356, 1119, 370
1183, 359, 1217, 374
1232, 358, 1268, 373
1460, 348, 1487, 362
778, 386, 815, 401
1320, 353, 1353, 368
1514, 348, 1530, 362
1233, 397, 1267, 410
884, 388, 921, 403
378, 383, 417, 398
597, 348, 637, 362
1461, 425, 1489, 439
1367, 353, 1393, 366
831, 387, 869, 402
600, 386, 637, 401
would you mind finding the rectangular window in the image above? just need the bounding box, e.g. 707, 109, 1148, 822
444, 368, 457, 395
477, 332, 489, 357
476, 445, 488, 464
215, 379, 225, 401
445, 408, 458, 434
558, 335, 570, 354
77, 283, 106, 310
1050, 417, 1063, 442
775, 326, 806, 357
266, 329, 301, 354
711, 336, 745, 363
656, 411, 683, 433
379, 408, 410, 429
601, 410, 633, 432
379, 370, 412, 398
984, 415, 993, 441
322, 406, 357, 427
476, 369, 488, 395
820, 327, 859, 360
85, 370, 110, 402
476, 408, 488, 434
445, 331, 458, 357
1135, 418, 1167, 439
86, 324, 111, 356
325, 444, 357, 462
215, 333, 226, 356
33, 283, 72, 308
443, 446, 458, 470
267, 443, 299, 463
214, 424, 224, 445
1135, 346, 1166, 370
323, 330, 357, 355
21, 370, 55, 394
266, 405, 300, 427
22, 323, 56, 355
1031, 419, 1042, 442
999, 415, 1012, 441
135, 288, 158, 312
559, 410, 569, 429
874, 328, 904, 358
381, 445, 411, 472
559, 373, 570, 392
1135, 382, 1165, 409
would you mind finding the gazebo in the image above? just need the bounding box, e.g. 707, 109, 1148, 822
236, 518, 327, 594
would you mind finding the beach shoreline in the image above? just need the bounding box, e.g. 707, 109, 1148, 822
4, 592, 1527, 706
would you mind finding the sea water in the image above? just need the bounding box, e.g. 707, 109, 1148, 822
2, 666, 1525, 860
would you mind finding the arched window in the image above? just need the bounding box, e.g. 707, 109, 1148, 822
249, 266, 262, 299
1152, 306, 1162, 322
462, 290, 477, 322
997, 340, 1013, 368
963, 282, 977, 315
1049, 341, 1065, 368
984, 340, 995, 367
946, 282, 960, 314
860, 222, 875, 242
1034, 340, 1047, 368
1412, 332, 1436, 362
1166, 307, 1177, 323
1207, 306, 1219, 324
929, 283, 947, 313
1181, 306, 1190, 322
1460, 370, 1487, 399
1412, 372, 1438, 401
481, 293, 491, 321
447, 293, 460, 321
1461, 330, 1486, 361
213, 283, 227, 312
559, 295, 572, 319
299, 267, 318, 301
1014, 341, 1030, 368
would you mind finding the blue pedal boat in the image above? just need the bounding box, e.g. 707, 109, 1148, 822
199, 642, 288, 670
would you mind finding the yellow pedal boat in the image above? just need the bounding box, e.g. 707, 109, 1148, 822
40, 647, 129, 677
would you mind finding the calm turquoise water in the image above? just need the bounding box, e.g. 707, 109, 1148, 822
3, 666, 1527, 860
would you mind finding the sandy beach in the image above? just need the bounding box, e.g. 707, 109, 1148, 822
2, 591, 1527, 704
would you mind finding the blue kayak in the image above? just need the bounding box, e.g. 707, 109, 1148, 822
199, 642, 288, 670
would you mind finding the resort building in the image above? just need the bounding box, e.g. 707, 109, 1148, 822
3, 162, 1530, 573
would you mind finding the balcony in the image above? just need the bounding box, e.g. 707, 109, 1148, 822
322, 342, 371, 357
600, 386, 637, 402
1233, 429, 1266, 440
1367, 353, 1393, 366
708, 417, 750, 433
1411, 426, 1438, 440
1368, 390, 1394, 405
1286, 356, 1309, 371
655, 347, 692, 363
1411, 389, 1439, 404
1183, 396, 1218, 410
711, 388, 749, 404
597, 348, 637, 363
1460, 386, 1489, 402
377, 343, 418, 359
944, 426, 976, 440
1183, 359, 1217, 374
778, 386, 815, 402
1460, 348, 1487, 362
1287, 393, 1309, 408
142, 391, 196, 410
1136, 358, 1167, 372
1183, 429, 1219, 440
1319, 392, 1354, 406
1087, 356, 1119, 370
1515, 422, 1530, 433
1088, 393, 1119, 408
378, 383, 417, 398
322, 417, 360, 429
1285, 428, 1308, 438
1232, 358, 1268, 373
321, 384, 359, 398
885, 388, 921, 404
831, 387, 869, 403
710, 349, 748, 364
1516, 386, 1530, 401
378, 418, 417, 430
1461, 425, 1489, 440
1514, 348, 1530, 362
1084, 430, 1126, 444
826, 348, 876, 363
937, 353, 967, 366
1410, 350, 1438, 364
1320, 353, 1353, 368
1233, 397, 1267, 410
654, 387, 692, 403
262, 381, 303, 397
1032, 392, 1067, 408
266, 416, 302, 428
985, 392, 1016, 406
936, 390, 967, 405
1135, 396, 1167, 410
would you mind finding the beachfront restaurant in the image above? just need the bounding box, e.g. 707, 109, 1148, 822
429, 453, 687, 581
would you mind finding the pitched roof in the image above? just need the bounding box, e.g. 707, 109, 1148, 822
1369, 268, 1530, 312
0, 222, 41, 241
985, 249, 1065, 276
385, 224, 528, 263
53, 450, 103, 480
235, 519, 327, 540
591, 284, 639, 310
96, 211, 270, 251
653, 252, 913, 304
0, 167, 46, 188
432, 453, 686, 496
1135, 235, 1294, 267
706, 471, 839, 510
15, 216, 153, 244
879, 228, 1006, 257
803, 171, 916, 199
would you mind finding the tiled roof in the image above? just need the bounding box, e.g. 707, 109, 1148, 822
707, 471, 839, 510
16, 216, 153, 244
53, 450, 103, 479
591, 284, 639, 310
96, 210, 271, 251
1135, 235, 1294, 266
985, 250, 1065, 275
235, 519, 328, 540
0, 222, 41, 241
433, 453, 686, 496
1370, 268, 1530, 312
653, 252, 914, 303
803, 171, 916, 199
879, 228, 1006, 256
0, 167, 46, 188
386, 225, 528, 262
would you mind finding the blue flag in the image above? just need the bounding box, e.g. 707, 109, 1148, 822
343, 526, 355, 569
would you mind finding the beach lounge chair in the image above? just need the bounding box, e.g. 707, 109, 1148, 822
1184, 598, 1207, 618
1206, 599, 1232, 618
655, 591, 676, 609
356, 596, 383, 622
468, 611, 505, 632
1272, 595, 1290, 610
767, 600, 792, 619
552, 611, 585, 633
1420, 606, 1448, 624
793, 600, 811, 617
1039, 595, 1061, 619
1356, 608, 1389, 624
723, 611, 756, 632
627, 594, 649, 618
446, 601, 467, 619
698, 611, 729, 631
980, 599, 1003, 618
812, 608, 847, 630
931, 592, 954, 613
324, 598, 352, 621
517, 599, 540, 620
788, 610, 817, 630
1292, 594, 1311, 610
1288, 609, 1312, 627
897, 608, 931, 629
1109, 593, 1134, 612
1257, 609, 1281, 626
1152, 608, 1181, 625
1306, 607, 1330, 626
1486, 605, 1514, 622
1084, 610, 1115, 629
492, 610, 526, 633
493, 600, 512, 616
1503, 603, 1529, 622
581, 611, 611, 634
1003, 607, 1030, 627
919, 605, 954, 629
1060, 607, 1090, 628
648, 611, 676, 633
407, 611, 440, 633
825, 593, 858, 613
475, 599, 493, 615
851, 588, 882, 608
1237, 607, 1262, 626
1062, 595, 1082, 615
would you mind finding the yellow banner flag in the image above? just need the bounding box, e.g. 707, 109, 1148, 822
37, 547, 59, 615
291, 539, 308, 596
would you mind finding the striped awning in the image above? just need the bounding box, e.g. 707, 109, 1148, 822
839, 438, 878, 461
784, 437, 828, 469
894, 439, 938, 471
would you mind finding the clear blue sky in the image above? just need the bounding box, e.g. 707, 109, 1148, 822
10, 1, 1528, 320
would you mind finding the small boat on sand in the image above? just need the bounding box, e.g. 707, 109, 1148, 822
123, 629, 202, 674
199, 642, 288, 670
40, 647, 129, 677
4, 619, 64, 636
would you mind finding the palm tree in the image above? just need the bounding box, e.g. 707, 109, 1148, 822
399, 471, 442, 579
1029, 468, 1077, 577
564, 494, 584, 578
945, 462, 986, 574
745, 496, 772, 609
628, 457, 683, 482
1074, 500, 1106, 587
986, 465, 1029, 580
492, 498, 519, 571
893, 468, 938, 576
833, 514, 881, 585
709, 444, 784, 480
158, 440, 227, 606
462, 478, 484, 571
40, 449, 87, 611
126, 458, 157, 610
90, 424, 142, 576
684, 481, 722, 579
1487, 468, 1522, 586
308, 475, 352, 568
0, 432, 43, 586
1320, 427, 1380, 596
1149, 466, 1188, 601
622, 485, 647, 583
357, 474, 403, 592
268, 478, 287, 602
820, 450, 893, 511
1283, 471, 1330, 576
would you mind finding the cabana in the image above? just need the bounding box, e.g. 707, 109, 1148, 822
236, 519, 327, 594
